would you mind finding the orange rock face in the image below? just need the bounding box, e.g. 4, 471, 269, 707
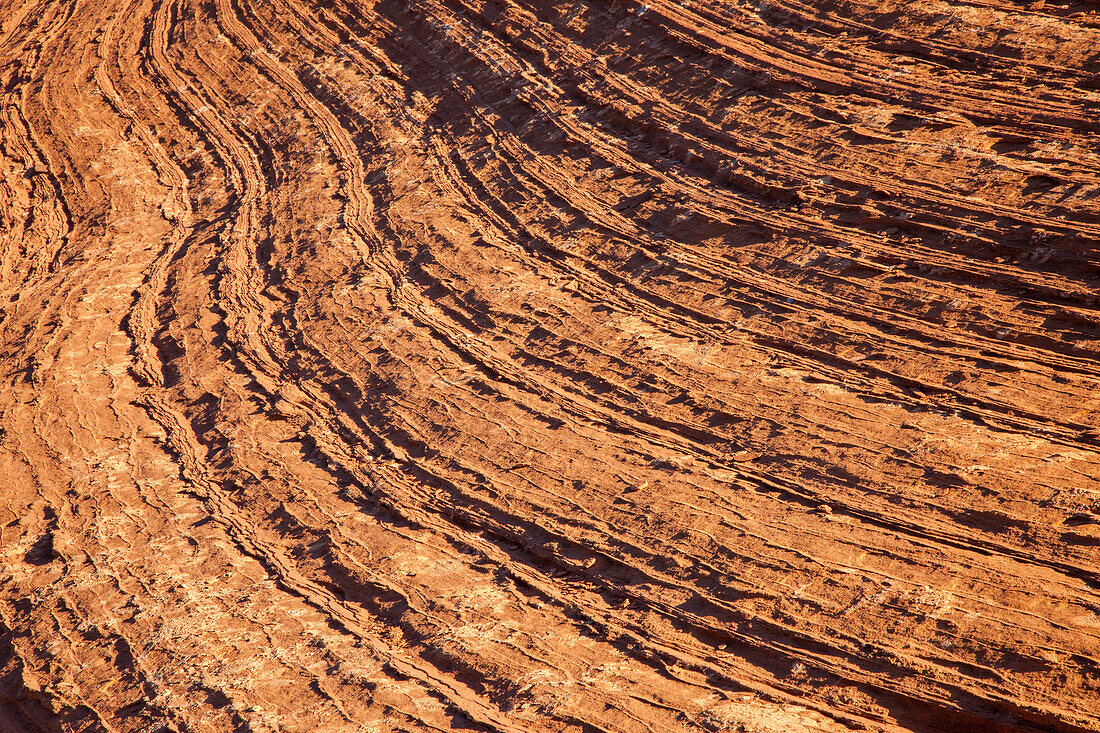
2, 0, 1099, 731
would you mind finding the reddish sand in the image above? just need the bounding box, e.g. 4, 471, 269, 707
2, 0, 1099, 731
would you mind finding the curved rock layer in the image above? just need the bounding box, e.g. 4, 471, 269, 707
2, 0, 1099, 730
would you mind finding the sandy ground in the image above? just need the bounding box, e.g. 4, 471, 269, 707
2, 0, 1100, 731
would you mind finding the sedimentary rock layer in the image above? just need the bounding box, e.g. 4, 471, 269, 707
2, 0, 1099, 730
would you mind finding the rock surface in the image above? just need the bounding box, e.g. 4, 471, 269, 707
2, 0, 1099, 730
